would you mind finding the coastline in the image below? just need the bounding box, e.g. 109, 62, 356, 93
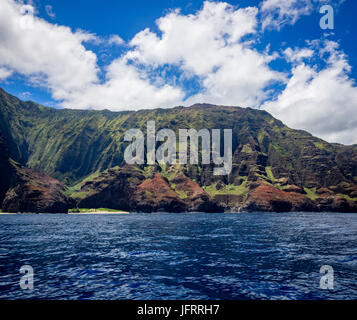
1, 210, 356, 215
0, 211, 130, 215
68, 211, 130, 215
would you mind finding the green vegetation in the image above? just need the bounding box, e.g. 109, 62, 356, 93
174, 189, 189, 199
64, 171, 101, 197
159, 164, 177, 181
241, 144, 253, 154
265, 166, 275, 182
271, 143, 287, 155
70, 191, 91, 199
337, 194, 357, 202
204, 180, 248, 197
304, 188, 319, 201
313, 141, 326, 150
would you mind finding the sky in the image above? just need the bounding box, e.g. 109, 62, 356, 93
0, 0, 356, 145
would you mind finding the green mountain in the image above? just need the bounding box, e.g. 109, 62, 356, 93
0, 87, 356, 213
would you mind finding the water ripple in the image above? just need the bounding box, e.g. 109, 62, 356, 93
0, 212, 356, 300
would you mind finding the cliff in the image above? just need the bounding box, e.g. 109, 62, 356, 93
0, 87, 356, 213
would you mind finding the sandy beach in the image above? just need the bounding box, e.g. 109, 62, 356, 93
68, 211, 130, 215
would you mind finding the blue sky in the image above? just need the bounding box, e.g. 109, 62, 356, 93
0, 0, 356, 144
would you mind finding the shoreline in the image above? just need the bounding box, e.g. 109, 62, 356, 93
1, 211, 356, 215
0, 211, 130, 215
68, 211, 129, 215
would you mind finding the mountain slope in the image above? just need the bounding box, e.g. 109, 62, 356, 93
0, 87, 357, 212
0, 131, 72, 213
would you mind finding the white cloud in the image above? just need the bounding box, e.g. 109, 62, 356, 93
283, 47, 314, 63
0, 0, 185, 110
108, 35, 125, 46
0, 67, 13, 80
0, 0, 99, 101
263, 40, 357, 145
129, 3, 259, 73
64, 1, 283, 110
261, 0, 313, 30
127, 1, 283, 107
7, 0, 280, 111
63, 57, 184, 110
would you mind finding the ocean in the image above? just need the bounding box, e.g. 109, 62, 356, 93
0, 212, 356, 300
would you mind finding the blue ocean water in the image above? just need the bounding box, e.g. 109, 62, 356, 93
0, 212, 356, 300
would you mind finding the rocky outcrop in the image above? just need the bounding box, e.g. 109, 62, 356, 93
315, 190, 357, 213
131, 173, 187, 212
2, 165, 72, 213
1, 130, 71, 213
282, 185, 305, 194
77, 165, 146, 211
74, 168, 223, 213
170, 172, 223, 212
243, 184, 316, 212
70, 163, 357, 213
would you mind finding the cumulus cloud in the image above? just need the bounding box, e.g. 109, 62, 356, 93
0, 0, 185, 110
0, 0, 99, 101
283, 47, 314, 63
0, 67, 13, 80
61, 1, 283, 110
263, 40, 357, 145
127, 2, 283, 107
108, 35, 125, 46
63, 57, 185, 110
0, 0, 281, 110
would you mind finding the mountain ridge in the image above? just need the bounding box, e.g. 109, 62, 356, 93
0, 87, 357, 213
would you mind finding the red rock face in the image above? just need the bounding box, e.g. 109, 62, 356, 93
132, 173, 186, 212
283, 185, 305, 194
170, 172, 223, 212
76, 167, 224, 213
244, 184, 316, 212
171, 172, 204, 198
136, 173, 180, 199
